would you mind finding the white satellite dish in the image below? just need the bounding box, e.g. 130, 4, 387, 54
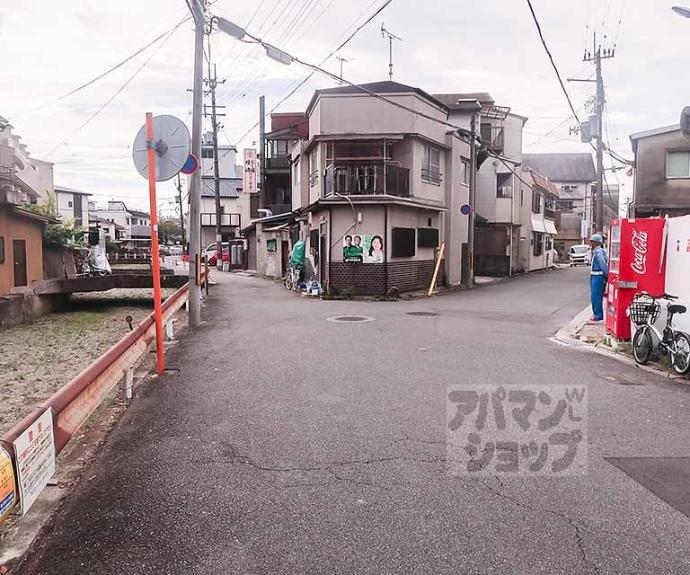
132, 115, 191, 182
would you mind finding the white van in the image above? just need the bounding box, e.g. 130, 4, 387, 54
569, 244, 591, 266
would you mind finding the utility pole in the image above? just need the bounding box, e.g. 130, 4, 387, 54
583, 31, 615, 234
205, 34, 226, 269
175, 174, 186, 248
187, 0, 205, 328
463, 112, 479, 289
258, 95, 265, 210
380, 23, 402, 81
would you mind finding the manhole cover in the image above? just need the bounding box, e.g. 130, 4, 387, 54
407, 311, 439, 317
327, 315, 376, 323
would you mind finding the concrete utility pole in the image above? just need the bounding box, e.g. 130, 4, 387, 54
258, 95, 265, 210
175, 174, 186, 249
583, 31, 615, 234
187, 0, 205, 328
463, 112, 478, 289
205, 35, 226, 269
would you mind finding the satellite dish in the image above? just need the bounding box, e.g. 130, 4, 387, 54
132, 115, 190, 181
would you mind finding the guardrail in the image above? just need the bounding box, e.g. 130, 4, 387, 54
1, 276, 203, 458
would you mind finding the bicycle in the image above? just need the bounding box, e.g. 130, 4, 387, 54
629, 292, 690, 375
283, 265, 302, 292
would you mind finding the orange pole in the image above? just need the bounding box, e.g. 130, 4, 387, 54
145, 112, 165, 376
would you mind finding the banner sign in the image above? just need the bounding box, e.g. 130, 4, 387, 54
243, 148, 257, 194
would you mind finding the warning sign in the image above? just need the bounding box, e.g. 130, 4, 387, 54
0, 446, 17, 523
13, 409, 55, 515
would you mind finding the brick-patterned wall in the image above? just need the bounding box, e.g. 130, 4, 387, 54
329, 260, 438, 295
329, 262, 385, 295
387, 260, 436, 293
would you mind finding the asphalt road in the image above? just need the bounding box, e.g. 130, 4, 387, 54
18, 268, 690, 574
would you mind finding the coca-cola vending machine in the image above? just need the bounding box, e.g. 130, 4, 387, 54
606, 218, 667, 340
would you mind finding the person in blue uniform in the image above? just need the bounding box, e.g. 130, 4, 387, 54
589, 233, 608, 322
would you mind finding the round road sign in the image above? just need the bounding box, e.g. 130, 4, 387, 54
132, 115, 190, 182
460, 204, 472, 215
181, 153, 199, 175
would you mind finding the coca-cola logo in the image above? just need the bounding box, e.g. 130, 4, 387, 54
631, 229, 648, 275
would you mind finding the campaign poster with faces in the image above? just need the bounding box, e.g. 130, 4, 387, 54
342, 234, 384, 263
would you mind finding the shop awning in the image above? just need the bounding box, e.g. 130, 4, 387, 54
531, 213, 547, 233
544, 219, 558, 235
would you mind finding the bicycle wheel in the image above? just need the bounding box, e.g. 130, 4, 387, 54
632, 326, 653, 365
672, 332, 690, 375
284, 272, 294, 291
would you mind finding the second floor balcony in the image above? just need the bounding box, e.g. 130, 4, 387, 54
324, 163, 410, 198
200, 212, 241, 227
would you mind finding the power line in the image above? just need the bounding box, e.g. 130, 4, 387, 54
8, 14, 191, 121
525, 0, 583, 128
226, 0, 395, 146
45, 18, 184, 158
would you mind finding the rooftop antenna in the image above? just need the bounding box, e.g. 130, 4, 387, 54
380, 23, 402, 80
335, 55, 350, 84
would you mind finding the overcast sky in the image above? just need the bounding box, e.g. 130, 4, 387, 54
2, 0, 688, 214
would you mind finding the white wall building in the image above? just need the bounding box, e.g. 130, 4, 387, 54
54, 185, 90, 227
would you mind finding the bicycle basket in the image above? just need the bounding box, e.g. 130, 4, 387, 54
628, 299, 661, 325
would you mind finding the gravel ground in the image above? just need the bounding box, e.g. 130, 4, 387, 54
0, 288, 174, 436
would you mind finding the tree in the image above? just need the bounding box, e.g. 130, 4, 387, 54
158, 219, 183, 245
23, 192, 85, 248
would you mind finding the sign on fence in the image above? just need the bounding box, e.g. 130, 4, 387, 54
13, 409, 56, 514
0, 446, 17, 523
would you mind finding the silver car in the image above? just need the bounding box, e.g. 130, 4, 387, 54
569, 244, 591, 266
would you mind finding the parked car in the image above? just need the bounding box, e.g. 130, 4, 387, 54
569, 244, 591, 266
169, 245, 184, 256
159, 245, 171, 256
202, 242, 229, 266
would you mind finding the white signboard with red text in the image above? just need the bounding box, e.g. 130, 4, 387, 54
665, 215, 690, 334
243, 148, 257, 195
13, 408, 56, 514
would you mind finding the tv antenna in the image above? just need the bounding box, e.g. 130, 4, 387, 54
335, 55, 350, 84
381, 23, 402, 80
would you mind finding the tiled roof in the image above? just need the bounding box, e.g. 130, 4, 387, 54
522, 153, 596, 183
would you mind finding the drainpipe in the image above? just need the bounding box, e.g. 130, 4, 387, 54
384, 204, 388, 294
328, 206, 333, 294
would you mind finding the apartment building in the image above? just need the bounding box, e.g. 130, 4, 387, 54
519, 169, 559, 270
629, 124, 690, 218
91, 200, 150, 250
54, 184, 90, 227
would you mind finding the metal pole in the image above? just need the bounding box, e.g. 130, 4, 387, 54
258, 95, 265, 210
389, 36, 393, 80
463, 113, 477, 289
176, 174, 186, 249
208, 45, 222, 269
145, 112, 165, 375
595, 50, 604, 234
188, 0, 204, 328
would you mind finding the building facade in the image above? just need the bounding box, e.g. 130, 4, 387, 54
246, 81, 473, 293
630, 124, 690, 218
54, 184, 90, 227
522, 153, 596, 258
199, 132, 243, 249
519, 169, 559, 270
91, 201, 151, 250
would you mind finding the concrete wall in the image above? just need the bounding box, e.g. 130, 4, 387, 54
0, 206, 45, 295
314, 94, 447, 145
634, 130, 690, 216
254, 223, 288, 279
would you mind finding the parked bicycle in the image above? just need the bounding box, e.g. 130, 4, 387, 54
629, 292, 690, 375
283, 264, 302, 292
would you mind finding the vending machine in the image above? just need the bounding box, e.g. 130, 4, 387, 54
665, 215, 690, 335
606, 218, 667, 340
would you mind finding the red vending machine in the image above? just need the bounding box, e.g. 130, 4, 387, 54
606, 218, 667, 340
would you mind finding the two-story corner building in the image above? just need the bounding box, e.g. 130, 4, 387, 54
199, 132, 243, 249
54, 184, 90, 227
263, 113, 309, 216
522, 153, 596, 258
279, 80, 472, 295
629, 124, 690, 218
91, 201, 151, 251
519, 169, 559, 271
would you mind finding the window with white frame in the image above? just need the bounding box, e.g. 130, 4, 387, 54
667, 151, 690, 178
460, 157, 470, 186
422, 145, 441, 185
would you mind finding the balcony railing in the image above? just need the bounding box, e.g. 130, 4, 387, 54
264, 156, 290, 170
544, 206, 556, 220
200, 213, 241, 227
266, 203, 292, 215
324, 163, 410, 198
480, 124, 505, 153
